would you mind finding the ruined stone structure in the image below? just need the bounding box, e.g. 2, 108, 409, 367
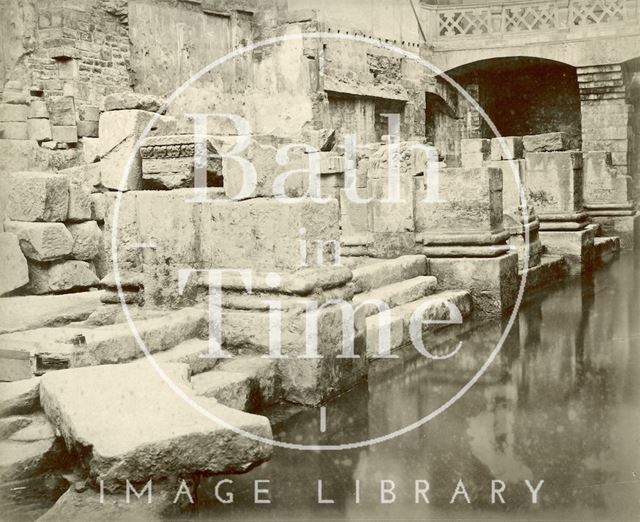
0, 0, 638, 517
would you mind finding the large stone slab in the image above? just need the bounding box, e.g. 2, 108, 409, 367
0, 292, 103, 334
39, 363, 273, 489
0, 378, 40, 416
72, 307, 207, 366
524, 152, 584, 215
103, 92, 163, 112
415, 167, 503, 236
0, 233, 29, 295
4, 221, 73, 261
27, 260, 99, 294
7, 172, 69, 222
98, 110, 168, 191
522, 132, 570, 152
135, 193, 339, 306
37, 484, 183, 521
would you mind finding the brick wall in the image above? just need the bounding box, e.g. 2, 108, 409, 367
31, 0, 132, 109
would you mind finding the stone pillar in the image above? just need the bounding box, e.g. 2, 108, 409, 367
524, 151, 595, 274
364, 141, 422, 258
487, 136, 543, 271
577, 63, 639, 248
416, 166, 519, 317
578, 64, 632, 186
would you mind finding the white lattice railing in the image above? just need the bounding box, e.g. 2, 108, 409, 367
426, 0, 635, 40
570, 0, 625, 25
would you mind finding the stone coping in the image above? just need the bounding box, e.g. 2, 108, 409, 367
418, 229, 510, 246
194, 265, 353, 296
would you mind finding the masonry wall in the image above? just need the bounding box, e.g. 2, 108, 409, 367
127, 0, 321, 138
1, 0, 131, 109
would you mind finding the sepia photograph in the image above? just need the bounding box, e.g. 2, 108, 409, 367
0, 0, 639, 520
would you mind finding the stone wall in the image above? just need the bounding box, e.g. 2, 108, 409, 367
1, 0, 131, 109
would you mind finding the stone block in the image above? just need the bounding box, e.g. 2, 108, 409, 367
461, 152, 486, 168
51, 125, 77, 144
27, 260, 99, 294
490, 136, 523, 160
103, 92, 163, 112
0, 378, 41, 416
524, 152, 584, 215
39, 363, 272, 489
460, 138, 489, 155
590, 214, 639, 250
0, 122, 28, 140
27, 119, 52, 141
428, 252, 519, 317
367, 141, 437, 178
582, 151, 629, 206
47, 96, 76, 126
66, 221, 102, 260
367, 177, 414, 233
193, 371, 253, 411
222, 138, 306, 199
59, 163, 102, 191
102, 191, 142, 272
66, 177, 92, 221
538, 228, 595, 275
416, 167, 503, 236
522, 132, 570, 152
140, 134, 222, 190
78, 105, 100, 122
486, 159, 526, 215
0, 349, 32, 381
2, 91, 29, 105
136, 193, 340, 306
351, 255, 427, 294
76, 120, 98, 138
4, 221, 73, 261
0, 104, 28, 122
98, 110, 164, 191
7, 172, 69, 222
340, 188, 369, 237
90, 193, 106, 222
28, 101, 49, 119
0, 233, 29, 295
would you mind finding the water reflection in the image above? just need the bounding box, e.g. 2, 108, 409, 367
201, 253, 640, 520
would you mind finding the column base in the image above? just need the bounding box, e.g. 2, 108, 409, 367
588, 213, 639, 250
427, 252, 519, 318
538, 227, 596, 275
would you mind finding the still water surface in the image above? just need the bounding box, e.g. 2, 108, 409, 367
5, 253, 640, 521
202, 252, 640, 521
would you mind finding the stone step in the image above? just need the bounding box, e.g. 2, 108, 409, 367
147, 338, 222, 375
594, 236, 620, 265
365, 290, 473, 359
351, 254, 427, 294
0, 291, 103, 335
192, 356, 280, 412
39, 363, 273, 490
0, 307, 208, 372
353, 275, 437, 308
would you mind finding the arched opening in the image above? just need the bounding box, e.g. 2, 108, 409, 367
427, 56, 582, 160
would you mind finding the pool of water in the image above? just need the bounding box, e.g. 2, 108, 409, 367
199, 252, 640, 521
4, 253, 640, 521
